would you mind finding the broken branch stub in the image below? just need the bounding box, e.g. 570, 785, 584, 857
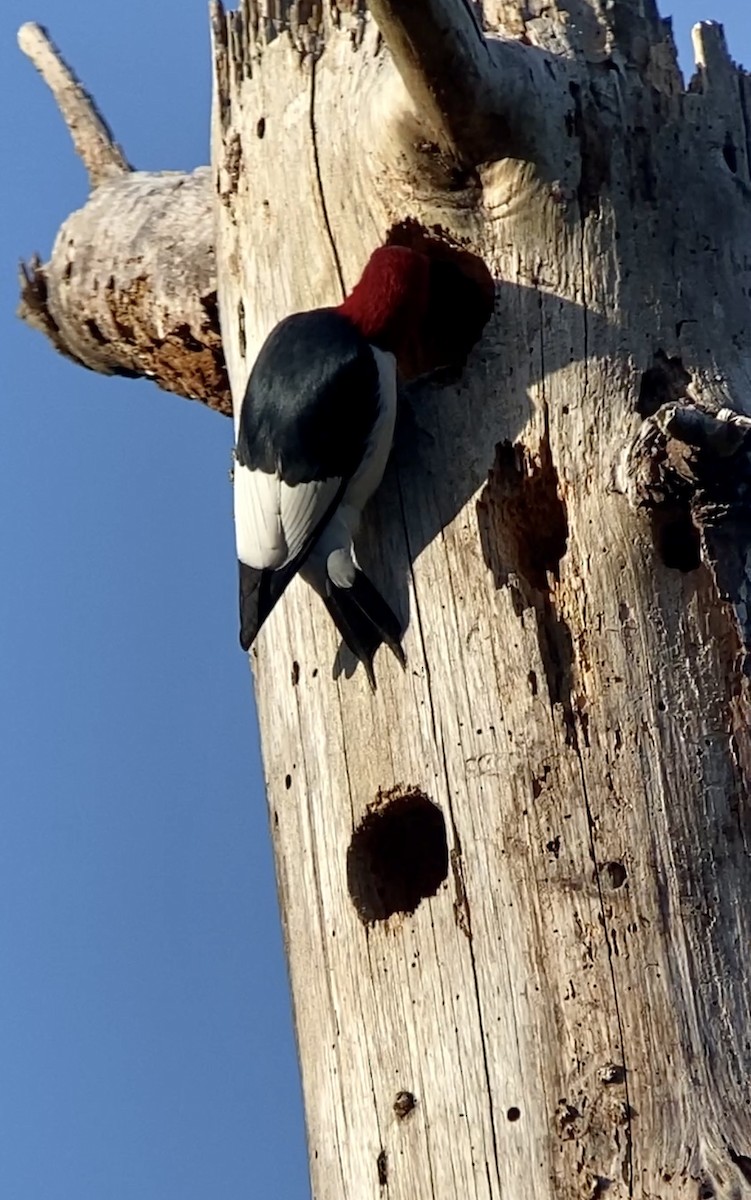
16, 23, 228, 412
32, 170, 228, 412
366, 0, 559, 167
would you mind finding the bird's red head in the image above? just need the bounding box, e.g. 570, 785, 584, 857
337, 246, 431, 371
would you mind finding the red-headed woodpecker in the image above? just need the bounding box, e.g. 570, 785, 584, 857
234, 245, 433, 688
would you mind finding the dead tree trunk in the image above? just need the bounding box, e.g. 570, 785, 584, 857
211, 3, 751, 1197
18, 2, 751, 1197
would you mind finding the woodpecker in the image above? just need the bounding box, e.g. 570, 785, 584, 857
234, 245, 433, 688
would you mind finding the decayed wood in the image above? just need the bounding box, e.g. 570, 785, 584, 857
16, 24, 229, 413
16, 2, 751, 1197
210, 2, 751, 1199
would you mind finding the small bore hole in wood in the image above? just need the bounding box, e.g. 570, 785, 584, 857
604, 861, 627, 889
723, 135, 738, 174
256, 116, 266, 139
393, 1090, 417, 1120
650, 506, 701, 572
507, 1106, 521, 1122
636, 350, 691, 417
347, 789, 448, 924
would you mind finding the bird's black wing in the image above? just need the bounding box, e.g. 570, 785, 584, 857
237, 476, 347, 651
236, 310, 380, 649
236, 309, 380, 484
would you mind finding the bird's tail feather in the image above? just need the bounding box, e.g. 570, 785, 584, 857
324, 569, 406, 690
238, 480, 349, 652
239, 559, 301, 651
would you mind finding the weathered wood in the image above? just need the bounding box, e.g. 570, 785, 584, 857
15, 3, 751, 1197
16, 25, 229, 412
364, 0, 558, 164
210, 3, 751, 1198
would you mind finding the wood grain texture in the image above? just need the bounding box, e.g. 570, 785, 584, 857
17, 167, 229, 411
212, 2, 751, 1197
17, 25, 229, 412
19, 1, 751, 1196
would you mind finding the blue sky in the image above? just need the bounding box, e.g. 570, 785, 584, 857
0, 2, 748, 1198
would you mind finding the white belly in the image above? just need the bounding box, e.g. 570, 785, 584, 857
342, 346, 397, 515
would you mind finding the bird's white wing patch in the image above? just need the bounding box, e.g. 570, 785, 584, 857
234, 460, 341, 570
280, 475, 342, 563
234, 463, 285, 569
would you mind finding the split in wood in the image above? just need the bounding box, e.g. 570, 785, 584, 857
376, 1149, 388, 1187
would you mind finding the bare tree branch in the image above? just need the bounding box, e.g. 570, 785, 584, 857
15, 24, 228, 412
366, 0, 559, 166
366, 0, 489, 162
16, 169, 229, 413
17, 21, 131, 188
